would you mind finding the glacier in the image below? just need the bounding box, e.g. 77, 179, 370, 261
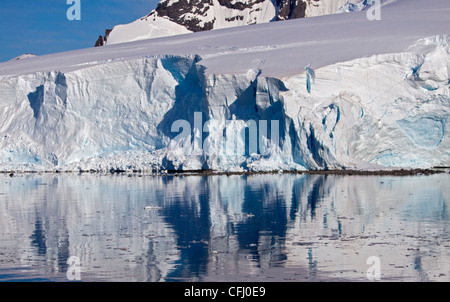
0, 0, 449, 173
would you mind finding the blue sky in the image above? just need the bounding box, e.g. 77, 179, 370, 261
0, 0, 159, 62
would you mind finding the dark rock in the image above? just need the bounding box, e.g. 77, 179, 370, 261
95, 35, 104, 47
94, 29, 112, 47
276, 0, 307, 20
155, 0, 216, 32
104, 29, 112, 43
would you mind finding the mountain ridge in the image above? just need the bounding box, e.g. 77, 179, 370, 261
98, 0, 367, 46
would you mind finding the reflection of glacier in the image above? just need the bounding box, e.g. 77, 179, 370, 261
0, 173, 449, 281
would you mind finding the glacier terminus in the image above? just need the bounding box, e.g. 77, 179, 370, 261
0, 0, 448, 173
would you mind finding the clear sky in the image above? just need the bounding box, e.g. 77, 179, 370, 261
0, 0, 159, 62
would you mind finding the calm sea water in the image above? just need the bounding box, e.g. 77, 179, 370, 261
0, 172, 449, 282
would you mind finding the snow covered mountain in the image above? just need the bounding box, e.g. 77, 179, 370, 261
0, 0, 448, 172
105, 0, 367, 45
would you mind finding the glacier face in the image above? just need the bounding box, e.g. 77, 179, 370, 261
281, 35, 450, 169
0, 35, 448, 172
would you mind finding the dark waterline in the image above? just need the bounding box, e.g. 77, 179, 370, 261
0, 173, 449, 282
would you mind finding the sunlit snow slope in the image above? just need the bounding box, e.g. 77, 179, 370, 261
0, 0, 449, 172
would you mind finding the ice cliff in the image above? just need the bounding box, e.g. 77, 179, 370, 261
0, 34, 448, 172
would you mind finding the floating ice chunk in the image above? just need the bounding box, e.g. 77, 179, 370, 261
144, 206, 162, 210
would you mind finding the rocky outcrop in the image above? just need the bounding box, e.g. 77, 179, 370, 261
276, 0, 308, 20
94, 29, 112, 47
95, 0, 357, 46
154, 0, 215, 32
95, 36, 104, 47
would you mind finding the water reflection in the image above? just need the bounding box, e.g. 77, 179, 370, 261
0, 173, 449, 281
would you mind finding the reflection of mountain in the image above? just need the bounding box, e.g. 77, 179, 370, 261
0, 173, 449, 281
